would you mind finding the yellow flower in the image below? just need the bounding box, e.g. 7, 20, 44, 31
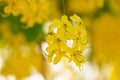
91, 13, 120, 67
109, 0, 120, 14
1, 43, 46, 79
3, 0, 60, 27
67, 0, 104, 13
46, 14, 88, 67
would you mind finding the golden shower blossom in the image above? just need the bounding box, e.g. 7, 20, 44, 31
3, 0, 59, 27
67, 0, 104, 13
46, 14, 88, 67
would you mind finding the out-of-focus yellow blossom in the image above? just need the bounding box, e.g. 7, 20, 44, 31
0, 43, 46, 79
0, 0, 4, 3
0, 22, 46, 79
91, 13, 120, 65
0, 22, 26, 47
110, 63, 120, 80
109, 0, 120, 14
46, 14, 88, 67
3, 0, 60, 27
48, 0, 61, 20
67, 0, 104, 13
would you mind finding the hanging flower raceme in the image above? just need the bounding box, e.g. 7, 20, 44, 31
46, 14, 88, 67
3, 0, 51, 27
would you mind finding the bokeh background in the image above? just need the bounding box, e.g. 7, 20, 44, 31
0, 0, 120, 80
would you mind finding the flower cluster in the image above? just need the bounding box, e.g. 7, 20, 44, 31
46, 14, 88, 66
4, 0, 50, 27
67, 0, 104, 13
